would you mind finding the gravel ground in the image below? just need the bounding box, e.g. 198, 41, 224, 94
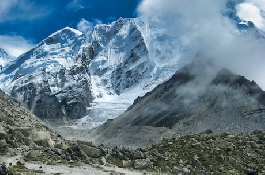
0, 156, 159, 175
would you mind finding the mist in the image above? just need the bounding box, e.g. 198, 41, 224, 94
137, 0, 265, 90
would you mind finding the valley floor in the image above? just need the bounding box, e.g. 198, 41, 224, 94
0, 156, 163, 175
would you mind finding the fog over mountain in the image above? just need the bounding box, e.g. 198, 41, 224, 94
138, 0, 265, 89
0, 0, 264, 130
88, 57, 265, 148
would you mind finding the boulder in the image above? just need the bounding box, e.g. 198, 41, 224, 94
0, 127, 7, 140
133, 151, 146, 159
31, 131, 54, 148
0, 125, 4, 132
0, 139, 7, 150
172, 166, 191, 175
25, 137, 38, 148
133, 158, 153, 169
54, 141, 69, 150
121, 160, 133, 168
26, 150, 42, 158
13, 127, 32, 137
17, 159, 25, 165
65, 146, 88, 160
99, 157, 107, 165
79, 145, 102, 158
77, 140, 92, 146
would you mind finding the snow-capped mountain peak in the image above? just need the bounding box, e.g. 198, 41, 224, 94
48, 27, 83, 38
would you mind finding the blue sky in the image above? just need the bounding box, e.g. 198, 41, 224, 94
1, 0, 265, 57
0, 0, 140, 56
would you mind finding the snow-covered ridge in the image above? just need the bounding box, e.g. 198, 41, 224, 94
48, 27, 83, 38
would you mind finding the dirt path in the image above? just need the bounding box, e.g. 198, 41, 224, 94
1, 156, 161, 175
25, 162, 144, 175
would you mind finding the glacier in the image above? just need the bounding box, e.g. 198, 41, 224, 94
74, 17, 190, 129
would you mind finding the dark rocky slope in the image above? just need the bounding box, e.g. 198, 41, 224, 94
89, 58, 265, 148
0, 88, 107, 173
106, 131, 265, 174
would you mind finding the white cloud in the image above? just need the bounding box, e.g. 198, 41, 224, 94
107, 16, 117, 22
93, 19, 103, 25
236, 3, 265, 31
0, 0, 17, 21
66, 0, 92, 12
137, 0, 228, 38
0, 35, 35, 57
247, 0, 265, 11
137, 0, 265, 90
77, 18, 94, 33
77, 18, 102, 33
0, 0, 53, 22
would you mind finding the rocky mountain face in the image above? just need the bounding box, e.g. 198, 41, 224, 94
89, 58, 265, 148
0, 28, 93, 125
0, 18, 186, 126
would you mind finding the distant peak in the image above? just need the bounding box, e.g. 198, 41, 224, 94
49, 27, 83, 38
0, 47, 13, 59
0, 47, 8, 54
43, 27, 83, 44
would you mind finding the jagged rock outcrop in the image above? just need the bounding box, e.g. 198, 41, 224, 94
89, 58, 265, 148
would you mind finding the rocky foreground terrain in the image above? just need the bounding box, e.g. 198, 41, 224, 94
0, 88, 264, 174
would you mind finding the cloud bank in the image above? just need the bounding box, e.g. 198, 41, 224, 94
76, 18, 102, 33
0, 35, 35, 57
0, 0, 16, 22
66, 0, 92, 12
236, 2, 265, 31
246, 0, 265, 11
77, 18, 94, 33
0, 0, 53, 57
0, 0, 53, 22
137, 0, 265, 89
